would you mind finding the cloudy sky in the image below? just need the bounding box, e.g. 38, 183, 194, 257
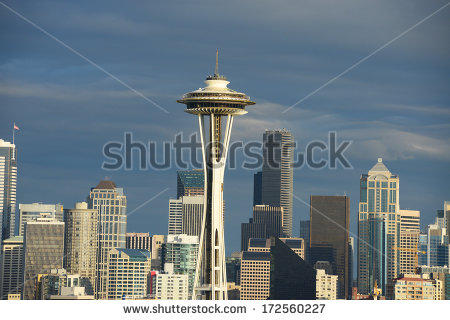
1, 0, 449, 255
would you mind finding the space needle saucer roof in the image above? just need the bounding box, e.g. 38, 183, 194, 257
177, 53, 255, 115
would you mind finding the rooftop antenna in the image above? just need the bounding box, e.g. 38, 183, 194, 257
215, 49, 219, 75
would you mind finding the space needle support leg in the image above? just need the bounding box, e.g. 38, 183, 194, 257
192, 114, 208, 300
220, 114, 233, 299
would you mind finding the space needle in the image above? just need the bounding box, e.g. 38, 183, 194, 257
177, 51, 255, 300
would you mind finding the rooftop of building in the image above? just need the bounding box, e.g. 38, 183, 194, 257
368, 158, 391, 174
115, 248, 151, 261
0, 139, 15, 148
94, 180, 117, 189
3, 236, 23, 243
165, 234, 199, 244
177, 170, 204, 188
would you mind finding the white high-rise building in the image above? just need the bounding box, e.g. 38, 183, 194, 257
154, 263, 189, 300
316, 269, 338, 300
168, 199, 182, 235
18, 203, 64, 237
177, 52, 255, 299
88, 180, 127, 300
168, 196, 204, 237
0, 139, 17, 241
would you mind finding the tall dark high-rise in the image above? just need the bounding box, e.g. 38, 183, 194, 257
241, 218, 268, 252
176, 170, 204, 198
253, 171, 262, 206
241, 205, 283, 251
310, 195, 350, 299
261, 130, 294, 237
299, 220, 310, 262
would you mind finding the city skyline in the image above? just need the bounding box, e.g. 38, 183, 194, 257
0, 1, 449, 304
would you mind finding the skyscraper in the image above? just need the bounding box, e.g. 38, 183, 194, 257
427, 223, 448, 267
168, 196, 204, 238
63, 202, 98, 295
299, 220, 310, 262
268, 237, 315, 300
177, 52, 255, 300
177, 170, 204, 198
0, 236, 23, 299
87, 180, 127, 300
154, 265, 189, 300
162, 234, 199, 299
106, 248, 151, 300
18, 203, 63, 236
358, 158, 400, 296
253, 171, 262, 206
126, 232, 151, 251
168, 198, 183, 235
261, 129, 294, 237
253, 205, 284, 237
22, 217, 64, 300
310, 195, 350, 299
0, 139, 17, 241
240, 237, 305, 300
240, 205, 284, 251
398, 209, 420, 275
241, 219, 269, 252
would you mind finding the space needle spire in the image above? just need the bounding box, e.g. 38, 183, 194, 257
177, 52, 255, 300
215, 49, 219, 76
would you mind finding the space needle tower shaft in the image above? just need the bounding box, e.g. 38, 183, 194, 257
177, 51, 255, 300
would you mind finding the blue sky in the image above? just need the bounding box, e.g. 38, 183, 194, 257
1, 0, 449, 254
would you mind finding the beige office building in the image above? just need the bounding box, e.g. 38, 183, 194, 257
398, 209, 420, 275
394, 274, 442, 300
316, 269, 338, 300
106, 248, 151, 300
240, 238, 304, 300
88, 180, 127, 299
63, 202, 98, 295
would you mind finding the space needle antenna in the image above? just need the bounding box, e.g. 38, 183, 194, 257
215, 49, 219, 75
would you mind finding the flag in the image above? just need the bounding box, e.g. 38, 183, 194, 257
14, 124, 19, 130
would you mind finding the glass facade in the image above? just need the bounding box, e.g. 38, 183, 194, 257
161, 235, 199, 299
358, 158, 400, 296
22, 220, 65, 300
